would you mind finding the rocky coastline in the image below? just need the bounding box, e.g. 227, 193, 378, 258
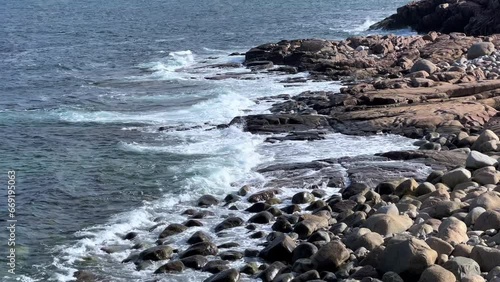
76, 10, 500, 282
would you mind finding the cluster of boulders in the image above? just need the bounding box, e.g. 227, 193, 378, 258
96, 143, 500, 282
370, 0, 500, 36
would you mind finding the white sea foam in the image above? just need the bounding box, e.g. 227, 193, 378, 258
50, 51, 419, 281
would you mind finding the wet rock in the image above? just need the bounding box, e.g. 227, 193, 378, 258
214, 217, 244, 232
248, 211, 274, 224
311, 241, 350, 271
180, 255, 208, 270
202, 260, 230, 274
248, 189, 280, 203
259, 234, 297, 263
138, 245, 174, 261
187, 231, 212, 244
123, 232, 138, 240
258, 261, 287, 282
74, 270, 97, 282
293, 270, 321, 281
292, 242, 318, 262
382, 271, 404, 282
292, 191, 315, 204
224, 193, 240, 204
246, 202, 271, 213
294, 214, 329, 239
184, 219, 203, 227
180, 242, 218, 258
292, 258, 315, 273
219, 250, 243, 261
240, 262, 259, 275
158, 223, 188, 239
217, 242, 239, 249
154, 260, 185, 273
272, 217, 294, 232
203, 268, 240, 282
197, 195, 219, 207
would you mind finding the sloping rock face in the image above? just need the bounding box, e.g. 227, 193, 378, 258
370, 0, 500, 36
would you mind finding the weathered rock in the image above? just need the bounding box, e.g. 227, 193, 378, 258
154, 261, 185, 274
188, 231, 212, 244
465, 151, 498, 169
363, 214, 413, 236
294, 214, 329, 239
201, 260, 229, 274
292, 242, 318, 262
311, 241, 350, 271
203, 268, 240, 282
468, 42, 496, 60
258, 261, 287, 282
425, 237, 454, 256
138, 245, 174, 261
248, 211, 274, 224
197, 195, 219, 207
472, 166, 500, 185
180, 255, 208, 270
474, 210, 500, 231
443, 257, 481, 281
292, 191, 315, 204
346, 231, 385, 251
470, 245, 500, 272
219, 251, 243, 261
180, 242, 218, 258
158, 223, 188, 239
214, 217, 244, 232
378, 238, 438, 278
259, 234, 297, 263
411, 59, 437, 74
470, 191, 500, 211
418, 265, 455, 282
438, 217, 469, 245
441, 168, 471, 189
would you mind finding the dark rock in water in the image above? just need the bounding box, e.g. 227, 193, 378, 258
74, 270, 97, 282
180, 255, 208, 270
224, 193, 240, 204
197, 194, 219, 207
229, 114, 331, 134
246, 202, 271, 213
293, 270, 321, 281
187, 231, 212, 244
246, 60, 274, 70
158, 223, 188, 239
100, 245, 130, 254
135, 260, 153, 271
122, 252, 140, 263
248, 189, 280, 203
329, 200, 357, 213
202, 260, 230, 274
259, 234, 297, 263
184, 219, 203, 227
292, 242, 319, 263
379, 150, 468, 170
370, 0, 500, 36
241, 262, 260, 275
248, 211, 274, 224
203, 268, 240, 282
191, 210, 216, 219
250, 231, 267, 239
219, 250, 244, 261
292, 258, 315, 273
180, 242, 218, 258
123, 232, 138, 240
292, 191, 315, 204
272, 217, 294, 233
308, 230, 331, 243
266, 206, 283, 217
138, 245, 174, 261
244, 249, 260, 257
214, 217, 244, 232
258, 261, 288, 282
217, 242, 240, 249
265, 131, 327, 143
281, 204, 301, 214
340, 182, 370, 199
154, 260, 185, 273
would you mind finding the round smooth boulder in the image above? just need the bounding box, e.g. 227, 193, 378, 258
418, 265, 455, 282
467, 42, 495, 60
311, 241, 349, 271
292, 191, 315, 204
203, 268, 240, 282
197, 194, 219, 207
411, 59, 437, 74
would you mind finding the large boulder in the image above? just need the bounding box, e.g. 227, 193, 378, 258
440, 168, 471, 189
470, 245, 500, 272
311, 241, 350, 271
378, 238, 438, 278
204, 268, 240, 282
214, 217, 244, 232
418, 265, 456, 282
467, 42, 496, 60
474, 210, 500, 231
438, 217, 469, 245
138, 245, 174, 261
158, 223, 188, 239
259, 234, 297, 263
363, 214, 413, 236
472, 166, 500, 185
411, 59, 437, 74
294, 214, 329, 239
470, 191, 500, 211
180, 242, 218, 258
197, 195, 219, 207
465, 151, 498, 169
443, 257, 481, 281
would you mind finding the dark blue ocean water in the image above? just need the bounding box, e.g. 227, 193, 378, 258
0, 0, 411, 280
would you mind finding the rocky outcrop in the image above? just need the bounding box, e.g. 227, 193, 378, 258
370, 0, 500, 36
